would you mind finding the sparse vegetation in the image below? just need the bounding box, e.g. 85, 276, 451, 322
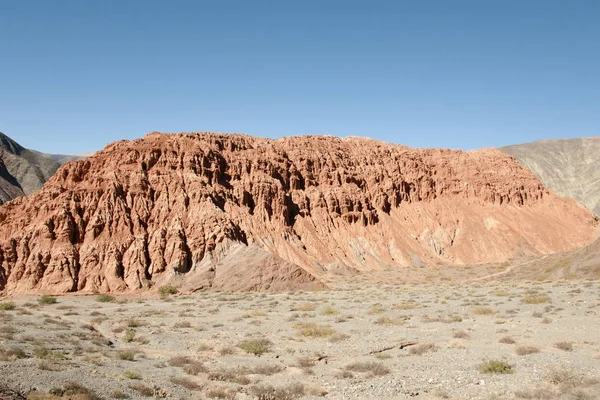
38, 295, 58, 305
522, 295, 551, 304
294, 322, 336, 337
237, 338, 272, 356
472, 306, 495, 315
409, 342, 437, 355
96, 294, 116, 303
0, 301, 16, 310
344, 361, 390, 376
499, 336, 516, 344
158, 285, 178, 298
554, 341, 573, 351
478, 360, 514, 374
116, 351, 136, 361
515, 345, 540, 355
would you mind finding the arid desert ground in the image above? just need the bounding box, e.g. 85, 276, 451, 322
1, 279, 599, 400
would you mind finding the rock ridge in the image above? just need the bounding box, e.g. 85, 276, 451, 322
0, 132, 596, 294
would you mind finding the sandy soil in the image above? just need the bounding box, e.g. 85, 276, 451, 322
1, 280, 599, 400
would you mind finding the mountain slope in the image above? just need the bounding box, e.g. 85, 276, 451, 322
0, 132, 596, 295
0, 132, 61, 203
502, 137, 600, 216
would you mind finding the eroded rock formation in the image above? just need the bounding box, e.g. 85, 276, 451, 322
0, 132, 596, 294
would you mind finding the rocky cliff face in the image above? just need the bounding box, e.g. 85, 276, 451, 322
502, 137, 600, 216
0, 133, 596, 294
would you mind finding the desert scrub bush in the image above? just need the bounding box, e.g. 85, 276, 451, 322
294, 322, 336, 337
250, 382, 305, 400
554, 341, 573, 351
166, 356, 206, 375
38, 295, 57, 305
158, 284, 178, 298
126, 318, 144, 328
409, 343, 437, 356
116, 350, 136, 361
123, 329, 136, 343
545, 367, 585, 386
0, 301, 16, 310
478, 360, 514, 374
0, 347, 27, 361
34, 347, 66, 360
167, 356, 196, 367
44, 382, 102, 400
110, 390, 129, 399
344, 361, 390, 376
471, 306, 494, 315
516, 345, 540, 355
320, 305, 338, 315
169, 376, 202, 390
95, 294, 116, 303
499, 336, 516, 344
522, 294, 551, 304
394, 302, 417, 310
128, 382, 154, 397
237, 338, 272, 356
173, 321, 192, 328
453, 329, 470, 339
208, 368, 251, 385
124, 370, 142, 380
206, 387, 236, 399
291, 303, 316, 312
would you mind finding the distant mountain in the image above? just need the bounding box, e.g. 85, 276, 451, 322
502, 137, 600, 216
31, 150, 90, 165
0, 132, 62, 204
0, 132, 92, 204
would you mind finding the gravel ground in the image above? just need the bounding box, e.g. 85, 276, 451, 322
1, 280, 599, 400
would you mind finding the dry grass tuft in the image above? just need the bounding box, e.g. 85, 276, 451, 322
478, 359, 514, 374
516, 345, 540, 355
522, 295, 551, 304
472, 306, 495, 315
344, 361, 390, 376
294, 323, 336, 338
409, 343, 437, 355
237, 338, 272, 356
554, 341, 573, 352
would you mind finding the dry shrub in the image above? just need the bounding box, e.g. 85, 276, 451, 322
472, 306, 495, 315
554, 341, 573, 352
409, 343, 437, 355
169, 376, 202, 390
453, 330, 470, 339
237, 338, 272, 356
516, 345, 540, 355
208, 368, 251, 385
250, 383, 305, 400
499, 336, 516, 344
128, 382, 154, 397
522, 295, 551, 304
344, 361, 390, 376
0, 347, 26, 361
294, 323, 335, 338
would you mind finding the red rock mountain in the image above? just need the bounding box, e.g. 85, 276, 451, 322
0, 133, 596, 294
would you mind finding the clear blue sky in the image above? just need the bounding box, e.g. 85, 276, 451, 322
1, 0, 598, 154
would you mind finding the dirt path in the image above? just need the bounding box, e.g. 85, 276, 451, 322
465, 256, 548, 283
